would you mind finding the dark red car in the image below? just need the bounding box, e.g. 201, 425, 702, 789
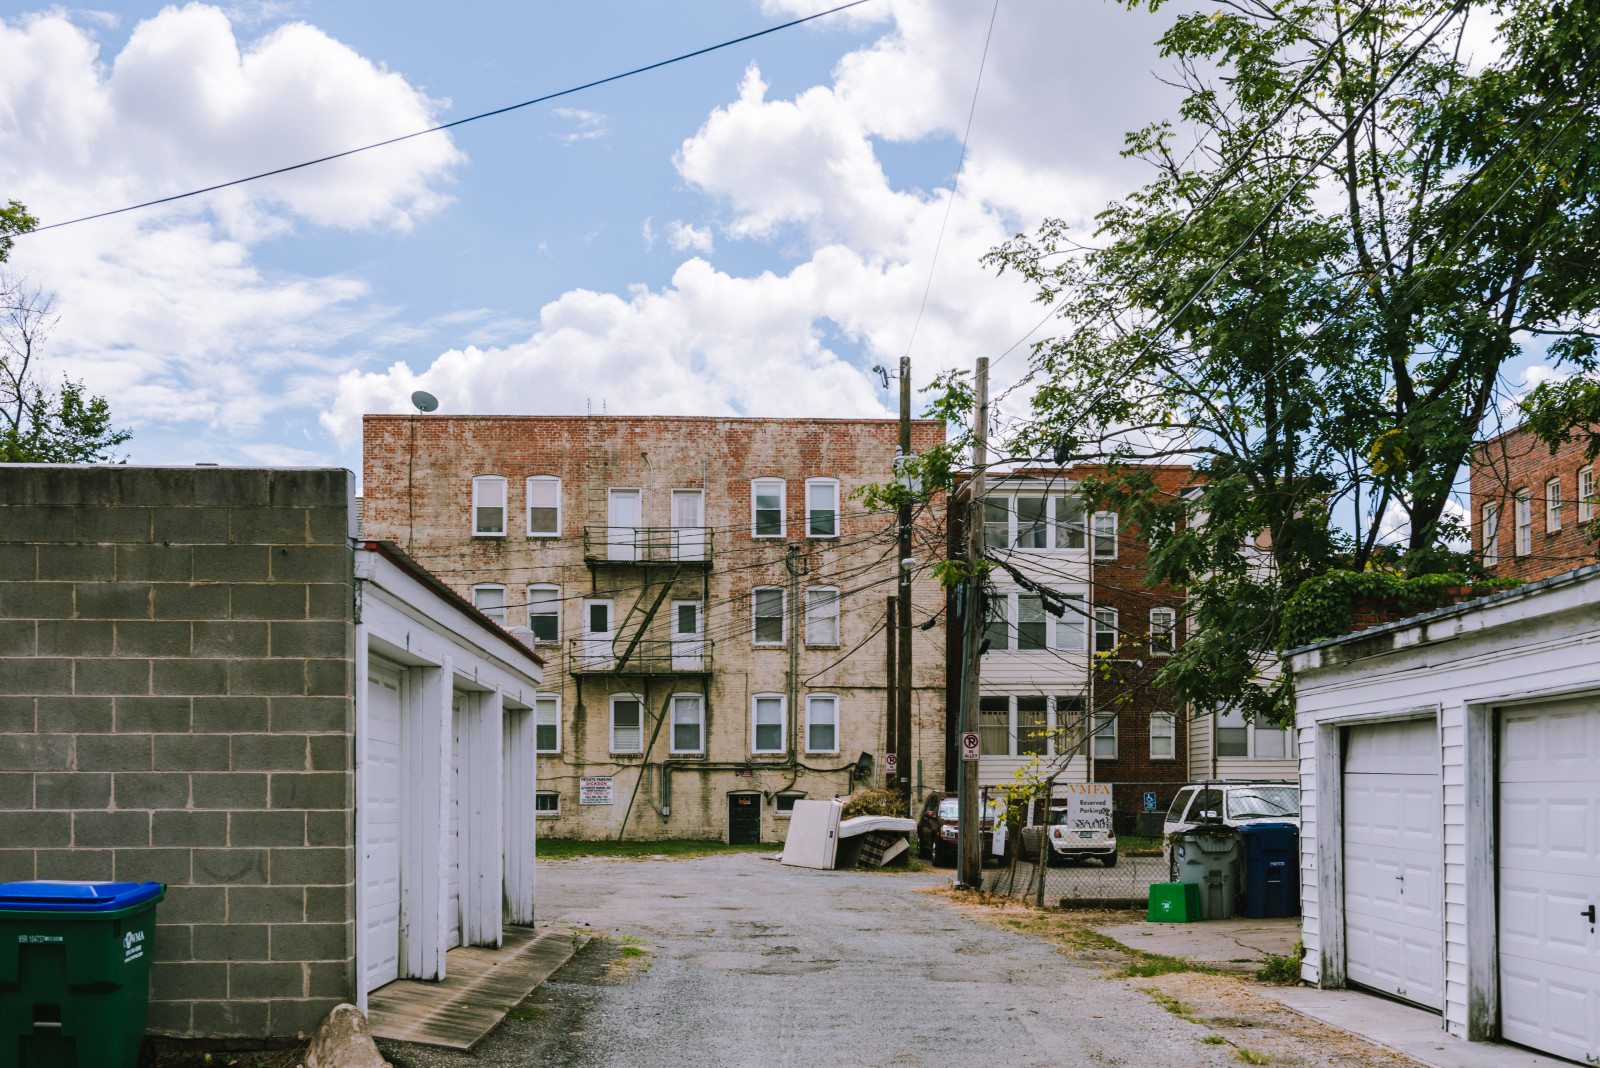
916, 791, 1000, 866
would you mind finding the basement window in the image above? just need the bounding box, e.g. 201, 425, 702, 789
535, 792, 560, 815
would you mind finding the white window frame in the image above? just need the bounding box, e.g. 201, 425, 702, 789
1091, 710, 1117, 760
804, 693, 839, 753
1091, 511, 1118, 558
751, 693, 786, 754
1150, 710, 1176, 760
1215, 707, 1290, 760
609, 693, 645, 754
805, 477, 840, 539
752, 478, 786, 538
804, 586, 840, 647
1015, 593, 1047, 651
1053, 495, 1086, 550
1053, 594, 1088, 652
534, 791, 560, 815
753, 586, 786, 646
1580, 466, 1595, 523
472, 584, 507, 624
534, 694, 560, 754
668, 693, 705, 755
1481, 503, 1499, 567
1093, 607, 1119, 655
527, 584, 560, 643
525, 475, 561, 537
1149, 607, 1177, 655
472, 475, 507, 537
983, 590, 1010, 652
1514, 489, 1533, 555
1014, 495, 1049, 549
1546, 476, 1563, 532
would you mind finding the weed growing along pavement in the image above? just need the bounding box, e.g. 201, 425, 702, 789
538, 838, 782, 861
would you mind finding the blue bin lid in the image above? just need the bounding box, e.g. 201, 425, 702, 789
1239, 822, 1298, 833
0, 880, 163, 912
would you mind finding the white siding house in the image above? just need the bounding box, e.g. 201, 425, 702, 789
1288, 563, 1600, 1062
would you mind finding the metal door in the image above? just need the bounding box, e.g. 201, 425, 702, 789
728, 793, 762, 845
1499, 699, 1600, 1063
363, 665, 403, 991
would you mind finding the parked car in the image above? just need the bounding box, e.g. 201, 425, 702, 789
917, 792, 1000, 866
1019, 807, 1118, 866
1162, 780, 1301, 878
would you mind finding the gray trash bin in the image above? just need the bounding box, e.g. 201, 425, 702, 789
1172, 831, 1241, 920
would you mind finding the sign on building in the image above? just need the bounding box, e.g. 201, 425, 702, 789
1060, 783, 1113, 830
579, 777, 614, 805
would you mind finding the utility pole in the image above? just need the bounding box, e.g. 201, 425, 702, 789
959, 357, 988, 888
885, 596, 897, 787
896, 356, 914, 811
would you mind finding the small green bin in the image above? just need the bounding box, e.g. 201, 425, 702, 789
0, 880, 165, 1068
1147, 881, 1202, 923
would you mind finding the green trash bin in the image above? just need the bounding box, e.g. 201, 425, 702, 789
0, 880, 165, 1068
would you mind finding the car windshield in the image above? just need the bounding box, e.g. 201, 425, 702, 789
1227, 786, 1300, 820
938, 799, 959, 818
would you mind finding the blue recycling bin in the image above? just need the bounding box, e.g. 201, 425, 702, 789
1239, 824, 1299, 918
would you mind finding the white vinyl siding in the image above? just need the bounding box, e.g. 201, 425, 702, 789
805, 587, 839, 646
472, 475, 507, 536
805, 694, 838, 753
753, 587, 785, 645
806, 478, 839, 538
526, 475, 560, 536
752, 694, 785, 753
752, 478, 785, 537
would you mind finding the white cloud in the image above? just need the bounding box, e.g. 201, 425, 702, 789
551, 106, 608, 142
641, 216, 656, 250
666, 220, 713, 254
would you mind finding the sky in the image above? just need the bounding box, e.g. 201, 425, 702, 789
0, 0, 1195, 474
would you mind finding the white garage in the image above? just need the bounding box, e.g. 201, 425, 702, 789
1291, 562, 1600, 1060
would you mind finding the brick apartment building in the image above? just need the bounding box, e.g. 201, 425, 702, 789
945, 466, 1194, 828
361, 415, 947, 842
1472, 423, 1600, 582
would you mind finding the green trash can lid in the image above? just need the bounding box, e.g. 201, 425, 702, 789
0, 880, 163, 912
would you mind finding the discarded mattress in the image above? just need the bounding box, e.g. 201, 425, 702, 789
779, 800, 915, 870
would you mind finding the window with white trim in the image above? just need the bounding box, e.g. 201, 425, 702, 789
753, 587, 785, 645
1093, 607, 1118, 654
752, 694, 785, 753
977, 694, 1082, 757
752, 478, 786, 537
982, 493, 1089, 550
978, 696, 1010, 756
472, 585, 506, 624
535, 695, 560, 753
1055, 496, 1086, 549
472, 475, 507, 536
610, 695, 643, 753
1091, 511, 1118, 558
805, 587, 839, 646
1149, 608, 1176, 655
1091, 711, 1117, 759
1016, 595, 1046, 650
670, 694, 704, 754
1215, 706, 1288, 759
983, 593, 1009, 651
1054, 594, 1087, 651
535, 792, 560, 814
1580, 466, 1595, 523
1056, 695, 1087, 755
1515, 489, 1533, 555
806, 478, 839, 538
1150, 711, 1176, 759
527, 585, 559, 642
1481, 503, 1499, 567
526, 475, 561, 536
805, 693, 838, 753
1015, 496, 1048, 548
1547, 477, 1563, 532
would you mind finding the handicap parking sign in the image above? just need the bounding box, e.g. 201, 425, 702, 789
1143, 791, 1157, 811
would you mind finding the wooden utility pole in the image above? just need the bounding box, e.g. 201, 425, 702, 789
896, 357, 914, 808
885, 596, 897, 785
959, 357, 988, 888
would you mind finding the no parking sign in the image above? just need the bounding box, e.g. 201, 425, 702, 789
959, 731, 981, 761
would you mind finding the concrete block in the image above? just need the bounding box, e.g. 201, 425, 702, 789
306, 659, 349, 697
269, 922, 348, 962
153, 923, 192, 962
232, 658, 306, 696
195, 469, 271, 507
233, 734, 308, 771
194, 545, 270, 582
153, 506, 229, 545
193, 848, 269, 886
0, 696, 35, 732
0, 733, 72, 769
152, 658, 229, 696
194, 922, 270, 961
304, 961, 352, 1000
115, 847, 192, 885
269, 620, 347, 659
270, 773, 347, 810
304, 885, 349, 923
12, 811, 71, 847
305, 811, 348, 847
107, 468, 195, 507
230, 507, 308, 545
157, 884, 226, 923
35, 848, 113, 882
73, 810, 151, 848
192, 620, 268, 657
0, 618, 34, 655
3, 505, 74, 541
154, 733, 231, 771
36, 695, 114, 732
34, 772, 112, 809
153, 582, 230, 620
36, 620, 114, 657
0, 582, 74, 619
271, 696, 348, 734
74, 582, 153, 619
308, 735, 350, 772
193, 999, 270, 1038
74, 507, 152, 543
113, 772, 192, 809
0, 773, 31, 808
269, 469, 350, 508
0, 851, 34, 881
229, 886, 306, 923
192, 772, 268, 809
115, 543, 193, 582
116, 621, 192, 657
151, 961, 230, 1001
271, 546, 350, 583
306, 584, 351, 621
153, 810, 228, 848
228, 960, 304, 999
75, 733, 153, 771
194, 696, 268, 732
37, 544, 115, 581
74, 657, 152, 696
269, 848, 349, 886
230, 583, 308, 620
144, 999, 192, 1036
271, 998, 348, 1040
116, 696, 192, 733
0, 657, 71, 694
0, 543, 37, 580
231, 810, 306, 847
307, 508, 350, 544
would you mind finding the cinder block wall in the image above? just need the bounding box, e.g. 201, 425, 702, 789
0, 466, 355, 1040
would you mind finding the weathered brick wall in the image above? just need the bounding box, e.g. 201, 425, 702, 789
362, 415, 946, 840
0, 466, 355, 1040
1472, 425, 1600, 582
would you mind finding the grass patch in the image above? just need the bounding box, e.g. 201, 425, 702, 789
1140, 987, 1204, 1025
1256, 940, 1305, 984
619, 945, 649, 958
1236, 1048, 1271, 1064
1119, 835, 1164, 855
1201, 1035, 1227, 1044
539, 838, 783, 860
504, 1003, 544, 1022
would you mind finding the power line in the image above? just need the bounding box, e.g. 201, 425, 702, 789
13, 0, 878, 237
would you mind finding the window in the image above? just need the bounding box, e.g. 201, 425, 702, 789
1056, 695, 1088, 755
675, 601, 699, 637
752, 694, 785, 753
977, 695, 1082, 758
1515, 489, 1533, 555
1054, 497, 1086, 549
1581, 467, 1595, 523
1547, 477, 1563, 532
527, 585, 559, 642
472, 476, 507, 536
1091, 512, 1118, 558
1255, 725, 1288, 759
1149, 608, 1177, 655
983, 498, 1010, 549
753, 588, 785, 645
1091, 712, 1117, 759
1481, 503, 1499, 567
1093, 608, 1118, 655
1216, 706, 1249, 757
1016, 696, 1048, 756
1016, 595, 1046, 650
1150, 711, 1176, 759
984, 594, 1009, 651
671, 490, 706, 560
752, 478, 785, 537
610, 695, 643, 753
587, 600, 612, 635
775, 792, 804, 814
806, 478, 839, 538
535, 792, 560, 814
805, 694, 838, 752
1016, 497, 1047, 548
1054, 594, 1087, 651
472, 585, 506, 624
535, 695, 560, 753
670, 695, 704, 754
526, 476, 560, 536
978, 696, 1010, 755
805, 587, 839, 646
576, 599, 614, 670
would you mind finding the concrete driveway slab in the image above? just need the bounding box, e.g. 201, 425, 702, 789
1093, 916, 1300, 972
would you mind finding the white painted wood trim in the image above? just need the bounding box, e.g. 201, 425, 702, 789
400, 657, 451, 981
1312, 719, 1345, 989
1462, 698, 1497, 1042
503, 703, 537, 926
466, 688, 504, 947
352, 622, 370, 1012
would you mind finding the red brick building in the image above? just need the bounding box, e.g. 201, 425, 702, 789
1471, 424, 1600, 582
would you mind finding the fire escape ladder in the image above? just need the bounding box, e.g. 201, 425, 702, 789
612, 562, 682, 673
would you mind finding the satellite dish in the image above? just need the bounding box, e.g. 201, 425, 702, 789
411, 391, 439, 413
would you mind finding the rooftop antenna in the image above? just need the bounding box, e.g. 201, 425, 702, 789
411, 390, 439, 413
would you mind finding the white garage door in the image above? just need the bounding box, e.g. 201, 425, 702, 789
363, 665, 403, 992
1343, 718, 1443, 1010
448, 692, 466, 950
1499, 699, 1600, 1063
